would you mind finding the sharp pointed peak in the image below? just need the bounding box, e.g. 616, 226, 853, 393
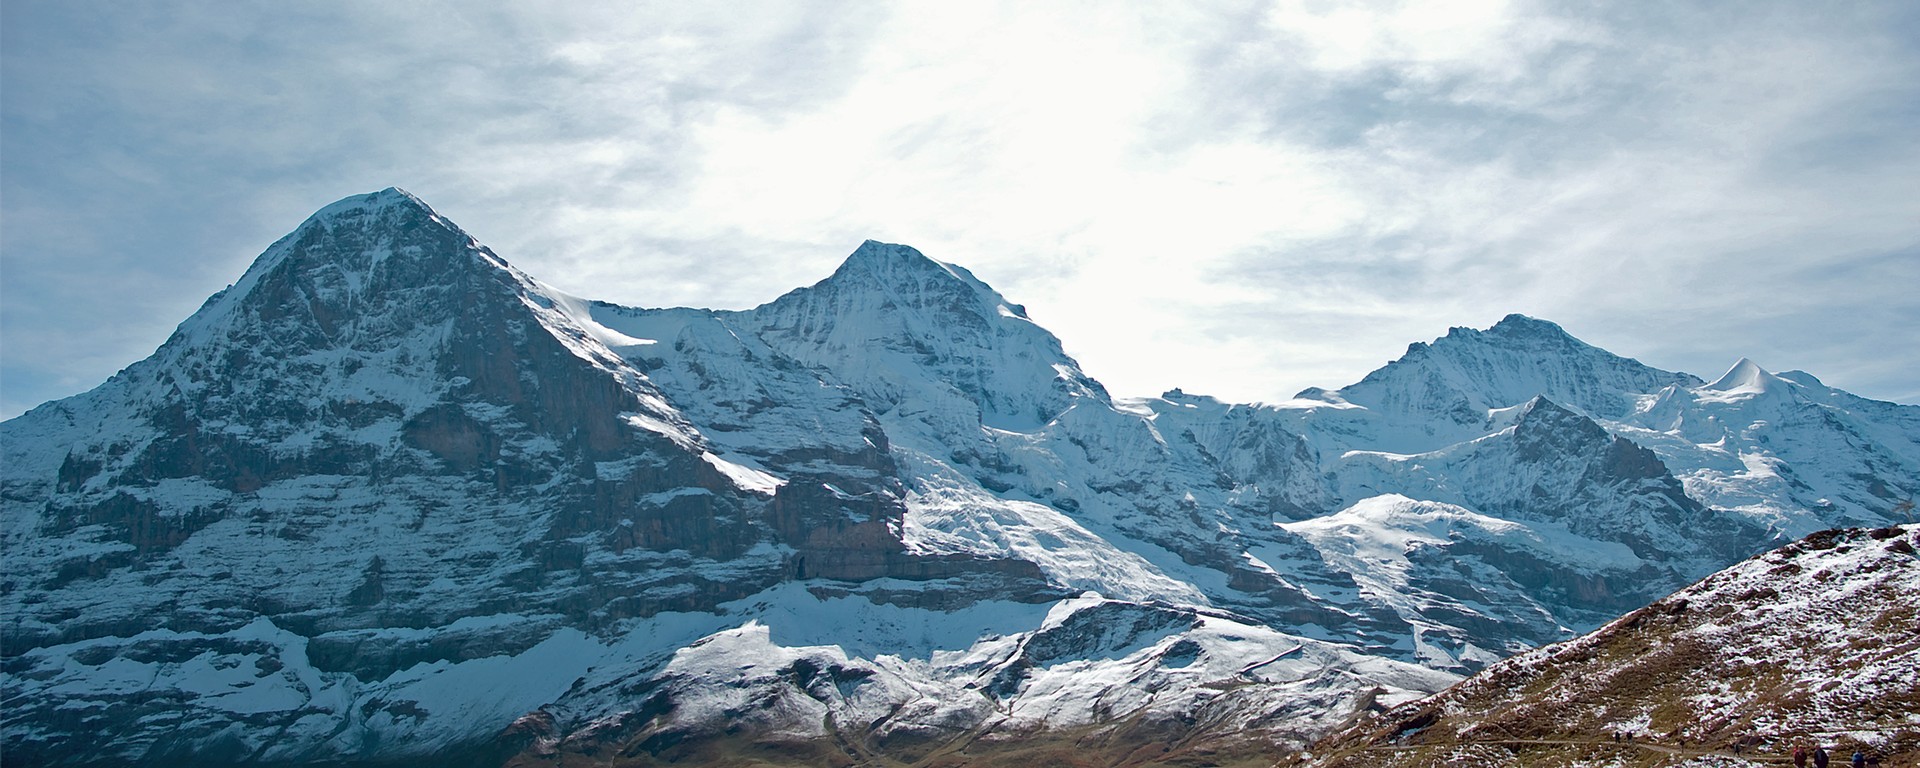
830, 239, 965, 280
1517, 394, 1576, 418
1704, 357, 1783, 393
1716, 356, 1761, 378
214, 187, 500, 314
309, 187, 438, 221
1511, 395, 1615, 444
151, 186, 521, 361
812, 240, 1006, 303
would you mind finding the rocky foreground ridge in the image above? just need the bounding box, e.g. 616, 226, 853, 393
3, 189, 1915, 766
1297, 524, 1920, 768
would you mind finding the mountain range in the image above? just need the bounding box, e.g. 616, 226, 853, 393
3, 188, 1915, 766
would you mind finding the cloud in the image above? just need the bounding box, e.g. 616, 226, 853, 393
0, 0, 888, 415
1135, 0, 1920, 401
3, 0, 1916, 418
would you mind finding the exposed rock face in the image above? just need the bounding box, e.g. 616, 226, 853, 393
3, 190, 1914, 766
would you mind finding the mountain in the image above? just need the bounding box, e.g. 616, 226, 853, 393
4, 189, 1915, 766
1296, 524, 1920, 767
1294, 314, 1702, 453
0, 192, 1440, 766
2, 189, 812, 763
1624, 357, 1920, 534
1289, 316, 1918, 536
746, 240, 1107, 436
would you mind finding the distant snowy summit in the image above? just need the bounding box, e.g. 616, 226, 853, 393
3, 189, 1914, 767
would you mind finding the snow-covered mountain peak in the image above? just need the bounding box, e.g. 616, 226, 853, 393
803, 239, 1034, 324
1441, 314, 1595, 357
1421, 314, 1581, 354
831, 239, 965, 280
285, 186, 490, 273
155, 188, 534, 362
307, 186, 435, 220
1702, 356, 1784, 396
1320, 315, 1702, 430
1480, 312, 1572, 339
747, 241, 1106, 435
1513, 394, 1577, 425
1686, 357, 1804, 413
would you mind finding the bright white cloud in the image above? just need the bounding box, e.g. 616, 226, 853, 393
2, 0, 1916, 419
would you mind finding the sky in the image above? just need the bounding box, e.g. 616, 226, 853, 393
3, 1, 1917, 420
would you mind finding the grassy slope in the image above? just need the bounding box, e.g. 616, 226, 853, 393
1295, 526, 1920, 768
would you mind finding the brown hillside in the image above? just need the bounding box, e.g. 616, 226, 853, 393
1293, 525, 1920, 768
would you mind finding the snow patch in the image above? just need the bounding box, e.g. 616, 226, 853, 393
701, 452, 785, 495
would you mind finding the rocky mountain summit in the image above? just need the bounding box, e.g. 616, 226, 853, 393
4, 189, 1915, 766
1298, 524, 1920, 767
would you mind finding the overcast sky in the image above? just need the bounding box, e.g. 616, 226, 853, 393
3, 1, 1917, 419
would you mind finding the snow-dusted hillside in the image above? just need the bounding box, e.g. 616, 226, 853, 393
3, 189, 1914, 766
1299, 524, 1920, 767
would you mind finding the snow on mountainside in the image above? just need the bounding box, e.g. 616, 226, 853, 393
747, 240, 1107, 436
0, 192, 1438, 766
3, 189, 1915, 767
1284, 317, 1917, 538
503, 596, 1456, 767
1292, 314, 1703, 454
1299, 524, 1920, 767
2, 189, 804, 764
1261, 316, 1916, 669
1619, 358, 1920, 536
